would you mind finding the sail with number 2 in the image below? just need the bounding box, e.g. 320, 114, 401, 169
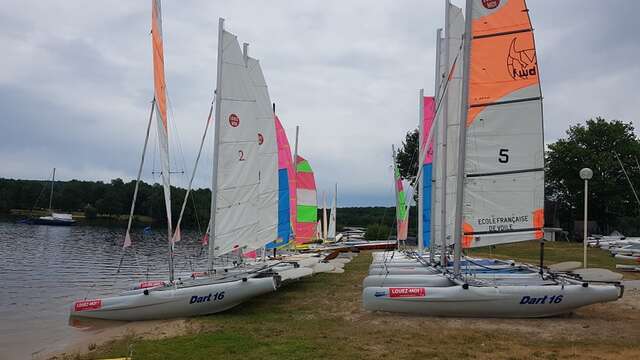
460, 0, 544, 248
209, 26, 261, 258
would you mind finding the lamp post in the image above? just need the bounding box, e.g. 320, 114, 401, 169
580, 168, 593, 269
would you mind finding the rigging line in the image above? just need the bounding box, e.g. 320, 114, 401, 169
411, 41, 464, 190
615, 152, 640, 210
173, 98, 214, 242
165, 86, 188, 181
397, 41, 464, 192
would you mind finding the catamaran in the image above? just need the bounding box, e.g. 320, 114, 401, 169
363, 0, 622, 317
70, 3, 280, 320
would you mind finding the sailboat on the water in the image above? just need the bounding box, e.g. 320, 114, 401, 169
363, 0, 622, 317
31, 168, 76, 226
70, 3, 279, 320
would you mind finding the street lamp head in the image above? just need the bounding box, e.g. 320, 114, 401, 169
580, 168, 593, 180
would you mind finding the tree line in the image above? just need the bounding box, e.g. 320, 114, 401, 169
0, 177, 412, 237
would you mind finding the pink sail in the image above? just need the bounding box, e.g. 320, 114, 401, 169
421, 97, 436, 164
276, 116, 297, 240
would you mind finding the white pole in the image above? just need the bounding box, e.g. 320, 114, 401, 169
418, 88, 424, 255
453, 0, 473, 276
293, 125, 299, 243
583, 178, 588, 269
322, 191, 328, 240
48, 167, 56, 213
209, 18, 225, 271
440, 0, 452, 270
430, 28, 442, 264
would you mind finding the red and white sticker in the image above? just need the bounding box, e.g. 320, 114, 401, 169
229, 113, 240, 127
138, 280, 165, 289
74, 299, 102, 312
389, 287, 426, 298
481, 0, 500, 9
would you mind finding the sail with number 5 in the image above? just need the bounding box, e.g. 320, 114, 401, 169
459, 0, 544, 248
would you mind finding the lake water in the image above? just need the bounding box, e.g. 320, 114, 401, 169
0, 220, 209, 359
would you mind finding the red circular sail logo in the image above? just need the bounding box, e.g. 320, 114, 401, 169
258, 133, 264, 145
228, 114, 240, 127
482, 0, 500, 9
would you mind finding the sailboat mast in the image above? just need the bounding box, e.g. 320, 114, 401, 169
48, 168, 56, 212
452, 0, 473, 275
431, 27, 442, 264
417, 88, 424, 255
209, 17, 225, 271
322, 191, 327, 240
391, 144, 399, 245
440, 1, 451, 269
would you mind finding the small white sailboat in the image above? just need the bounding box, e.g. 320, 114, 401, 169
32, 168, 76, 226
71, 4, 278, 320
363, 0, 622, 317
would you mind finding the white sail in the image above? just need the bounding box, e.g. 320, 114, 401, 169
431, 31, 446, 250
246, 55, 279, 251
458, 0, 544, 248
327, 184, 337, 239
210, 26, 261, 257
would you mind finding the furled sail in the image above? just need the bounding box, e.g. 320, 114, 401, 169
266, 116, 296, 249
295, 156, 317, 244
151, 0, 172, 242
393, 156, 408, 241
246, 55, 279, 251
460, 0, 544, 248
209, 25, 260, 257
420, 96, 436, 249
431, 30, 447, 250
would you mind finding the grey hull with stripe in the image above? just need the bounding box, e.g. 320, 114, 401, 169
362, 283, 621, 318
70, 276, 277, 321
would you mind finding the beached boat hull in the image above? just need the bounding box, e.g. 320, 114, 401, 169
362, 283, 621, 318
70, 277, 277, 321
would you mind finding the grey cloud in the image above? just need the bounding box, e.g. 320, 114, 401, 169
0, 0, 638, 206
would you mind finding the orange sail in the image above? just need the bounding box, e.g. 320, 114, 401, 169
460, 0, 544, 248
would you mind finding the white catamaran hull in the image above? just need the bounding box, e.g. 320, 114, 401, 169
362, 283, 621, 318
71, 277, 277, 321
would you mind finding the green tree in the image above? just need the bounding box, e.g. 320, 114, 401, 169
365, 223, 391, 240
546, 117, 640, 235
395, 129, 419, 189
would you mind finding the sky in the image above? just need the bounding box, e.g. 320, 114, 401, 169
1, 0, 639, 206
